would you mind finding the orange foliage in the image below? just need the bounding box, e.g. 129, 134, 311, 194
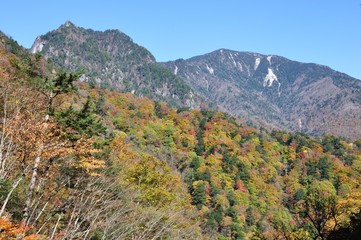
0, 217, 38, 240
204, 122, 214, 131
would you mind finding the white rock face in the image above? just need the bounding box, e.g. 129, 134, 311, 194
30, 37, 45, 54
237, 62, 243, 72
254, 58, 261, 70
79, 74, 87, 82
277, 82, 282, 97
186, 91, 196, 109
267, 55, 272, 65
205, 79, 209, 91
229, 53, 237, 67
174, 65, 178, 75
206, 64, 214, 75
263, 68, 282, 96
263, 68, 278, 87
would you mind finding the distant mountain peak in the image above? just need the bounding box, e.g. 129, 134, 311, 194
62, 20, 76, 28
30, 22, 200, 108
161, 49, 361, 140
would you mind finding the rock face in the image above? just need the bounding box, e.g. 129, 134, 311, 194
31, 21, 199, 108
161, 49, 361, 140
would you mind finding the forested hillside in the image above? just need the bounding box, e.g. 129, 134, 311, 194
1, 33, 360, 239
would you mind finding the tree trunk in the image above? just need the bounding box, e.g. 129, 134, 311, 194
23, 144, 44, 223
0, 91, 12, 180
23, 89, 51, 223
45, 89, 53, 122
0, 175, 23, 217
50, 214, 62, 239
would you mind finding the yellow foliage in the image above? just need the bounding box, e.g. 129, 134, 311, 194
110, 133, 189, 207
204, 154, 222, 171
334, 189, 361, 229
289, 228, 312, 240
220, 216, 233, 227
71, 137, 104, 175
216, 194, 230, 210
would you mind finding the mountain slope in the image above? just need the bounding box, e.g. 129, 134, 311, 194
1, 31, 361, 240
30, 21, 199, 108
161, 49, 361, 140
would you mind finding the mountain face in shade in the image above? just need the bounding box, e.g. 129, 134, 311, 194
30, 21, 199, 108
161, 49, 361, 140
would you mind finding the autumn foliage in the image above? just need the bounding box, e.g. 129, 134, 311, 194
0, 217, 37, 239
0, 32, 360, 239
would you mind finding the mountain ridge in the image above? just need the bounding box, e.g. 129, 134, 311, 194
30, 21, 200, 108
29, 22, 361, 140
161, 49, 361, 140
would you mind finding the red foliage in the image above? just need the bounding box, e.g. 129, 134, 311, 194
159, 103, 169, 116
189, 129, 197, 135
205, 184, 211, 196
299, 152, 307, 159
235, 180, 247, 192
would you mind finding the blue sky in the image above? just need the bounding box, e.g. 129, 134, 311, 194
1, 0, 360, 79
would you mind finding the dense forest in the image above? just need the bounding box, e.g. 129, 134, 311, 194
0, 34, 360, 239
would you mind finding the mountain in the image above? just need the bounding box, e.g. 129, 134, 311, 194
30, 21, 199, 108
30, 22, 361, 140
1, 29, 361, 240
161, 49, 361, 140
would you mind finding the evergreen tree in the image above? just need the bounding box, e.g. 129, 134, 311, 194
192, 182, 207, 209
56, 96, 106, 141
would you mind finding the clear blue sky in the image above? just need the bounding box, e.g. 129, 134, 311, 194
1, 0, 360, 79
